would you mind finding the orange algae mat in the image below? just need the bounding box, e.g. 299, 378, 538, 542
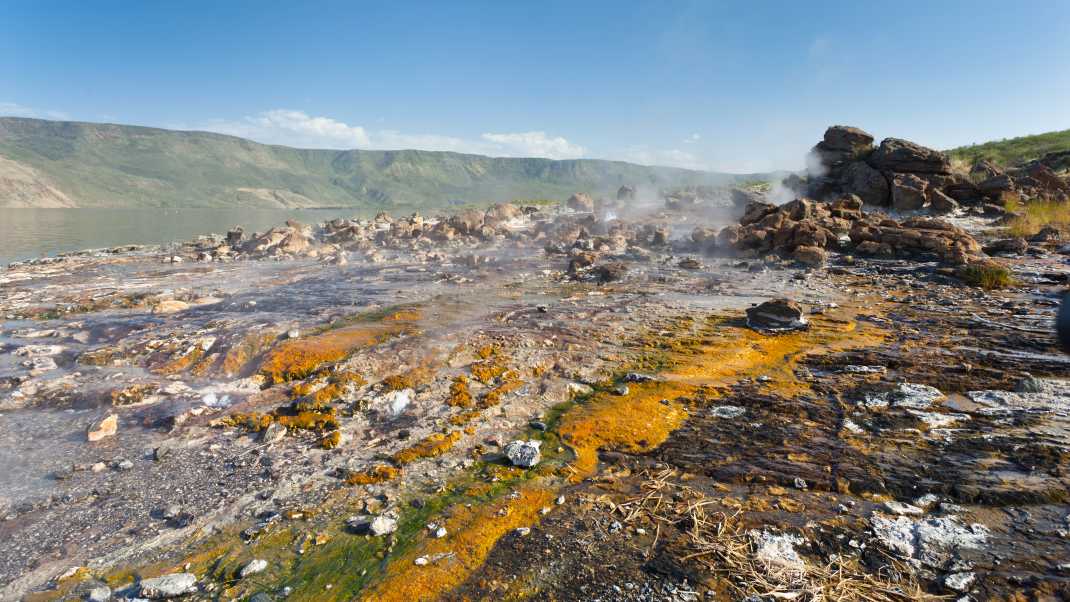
367, 310, 886, 600
259, 311, 420, 383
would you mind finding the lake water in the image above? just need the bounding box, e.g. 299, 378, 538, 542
0, 208, 371, 266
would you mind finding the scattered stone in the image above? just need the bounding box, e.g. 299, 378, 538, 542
884, 500, 925, 516
86, 585, 112, 602
871, 514, 988, 569
152, 300, 190, 315
368, 515, 397, 536
505, 440, 542, 468
87, 414, 118, 442
944, 571, 975, 592
260, 422, 286, 444
746, 299, 808, 333
239, 559, 268, 578
864, 383, 945, 409
139, 573, 197, 598
709, 406, 745, 419
749, 530, 806, 579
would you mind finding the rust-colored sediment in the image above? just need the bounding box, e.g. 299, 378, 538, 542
259, 311, 419, 384
364, 309, 885, 601
363, 488, 556, 602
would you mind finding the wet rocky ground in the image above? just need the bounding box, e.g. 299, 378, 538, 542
1, 195, 1068, 602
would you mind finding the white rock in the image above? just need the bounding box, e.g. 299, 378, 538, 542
872, 515, 988, 569
139, 572, 197, 598
945, 572, 975, 592
567, 382, 593, 398
369, 515, 397, 536
864, 383, 944, 410
913, 494, 940, 510
842, 365, 887, 375
28, 356, 58, 374
709, 405, 745, 419
883, 500, 924, 516
87, 585, 112, 602
750, 530, 806, 578
15, 344, 64, 357
505, 440, 542, 468
381, 389, 412, 416
239, 558, 267, 578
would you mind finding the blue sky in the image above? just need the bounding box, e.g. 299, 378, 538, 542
3, 0, 1069, 172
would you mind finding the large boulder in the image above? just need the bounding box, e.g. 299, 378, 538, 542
813, 126, 875, 169
929, 189, 959, 214
868, 138, 951, 174
823, 125, 874, 151
792, 245, 827, 267
616, 186, 636, 201
841, 160, 889, 206
566, 193, 595, 212
731, 188, 765, 211
483, 203, 522, 226
890, 173, 928, 211
449, 209, 485, 235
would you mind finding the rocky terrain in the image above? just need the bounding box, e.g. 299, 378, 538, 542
1, 125, 1069, 602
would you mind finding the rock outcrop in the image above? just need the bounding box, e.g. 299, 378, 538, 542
789, 124, 1070, 214
718, 194, 983, 266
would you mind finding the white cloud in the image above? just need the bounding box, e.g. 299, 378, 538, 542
619, 146, 708, 171
195, 110, 587, 160
480, 131, 586, 160
202, 109, 369, 148
683, 133, 701, 143
0, 102, 70, 120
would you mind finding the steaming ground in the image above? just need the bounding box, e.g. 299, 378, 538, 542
0, 196, 1067, 601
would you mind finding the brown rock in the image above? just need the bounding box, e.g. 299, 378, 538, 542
746, 299, 808, 333
929, 189, 959, 214
983, 238, 1028, 256
841, 161, 889, 206
868, 138, 951, 174
890, 173, 928, 210
449, 209, 485, 235
88, 414, 118, 442
822, 125, 874, 152
152, 300, 190, 315
792, 245, 827, 267
566, 193, 595, 212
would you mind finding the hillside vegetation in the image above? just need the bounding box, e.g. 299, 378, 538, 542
948, 128, 1070, 167
0, 117, 749, 209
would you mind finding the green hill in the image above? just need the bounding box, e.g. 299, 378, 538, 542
948, 128, 1070, 167
0, 117, 753, 209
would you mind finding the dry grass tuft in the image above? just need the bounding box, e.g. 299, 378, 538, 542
619, 471, 933, 602
1003, 196, 1070, 238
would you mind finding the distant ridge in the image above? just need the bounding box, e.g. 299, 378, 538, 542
0, 117, 755, 209
948, 128, 1070, 167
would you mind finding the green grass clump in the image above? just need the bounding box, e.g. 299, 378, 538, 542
958, 263, 1015, 290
